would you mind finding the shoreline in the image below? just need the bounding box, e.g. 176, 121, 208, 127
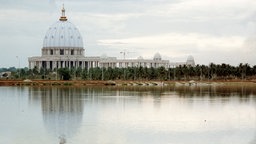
0, 79, 256, 87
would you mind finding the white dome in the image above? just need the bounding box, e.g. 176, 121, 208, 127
43, 7, 83, 48
43, 21, 83, 48
186, 55, 195, 66
153, 52, 162, 61
187, 55, 194, 61
137, 56, 143, 60
101, 54, 108, 59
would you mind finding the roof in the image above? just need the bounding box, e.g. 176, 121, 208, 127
43, 7, 83, 48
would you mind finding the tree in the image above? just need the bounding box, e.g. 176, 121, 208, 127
149, 67, 157, 80
209, 63, 217, 79
76, 67, 82, 78
58, 68, 71, 80
182, 65, 189, 80
81, 69, 88, 80
157, 66, 167, 80
175, 66, 183, 80
137, 66, 144, 80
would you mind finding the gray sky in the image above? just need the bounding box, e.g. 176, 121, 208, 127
0, 0, 256, 68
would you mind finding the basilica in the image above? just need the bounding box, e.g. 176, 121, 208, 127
28, 7, 195, 70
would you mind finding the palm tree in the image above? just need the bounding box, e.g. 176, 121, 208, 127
76, 67, 82, 79
175, 65, 183, 80
182, 65, 189, 80
209, 63, 217, 79
157, 66, 167, 80
149, 67, 157, 80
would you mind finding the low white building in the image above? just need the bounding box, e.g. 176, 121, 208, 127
28, 7, 195, 70
100, 53, 169, 69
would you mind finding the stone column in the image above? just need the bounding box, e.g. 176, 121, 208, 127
81, 61, 83, 69
83, 61, 86, 69
46, 61, 50, 69
88, 61, 90, 69
29, 62, 31, 69
39, 61, 42, 69
54, 61, 57, 69
57, 61, 60, 68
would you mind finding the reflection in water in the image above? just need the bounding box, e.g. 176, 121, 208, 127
29, 87, 84, 141
172, 84, 256, 97
25, 85, 256, 144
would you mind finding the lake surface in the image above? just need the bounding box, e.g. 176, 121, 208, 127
0, 85, 255, 144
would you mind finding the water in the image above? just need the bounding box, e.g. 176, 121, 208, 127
0, 85, 255, 144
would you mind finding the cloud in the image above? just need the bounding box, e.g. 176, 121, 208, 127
146, 0, 256, 20
98, 33, 244, 56
0, 0, 57, 11
0, 0, 256, 67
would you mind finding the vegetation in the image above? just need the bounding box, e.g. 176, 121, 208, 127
58, 68, 71, 80
1, 63, 256, 81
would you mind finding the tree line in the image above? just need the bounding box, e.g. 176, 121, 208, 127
1, 63, 256, 81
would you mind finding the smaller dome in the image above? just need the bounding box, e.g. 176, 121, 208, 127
187, 55, 194, 61
137, 56, 143, 60
153, 52, 162, 61
186, 55, 195, 66
101, 54, 108, 59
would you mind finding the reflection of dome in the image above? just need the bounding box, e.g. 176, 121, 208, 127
43, 7, 83, 48
40, 87, 84, 138
186, 55, 195, 66
153, 52, 162, 61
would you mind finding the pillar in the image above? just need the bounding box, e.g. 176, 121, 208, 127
39, 61, 42, 69
46, 61, 50, 69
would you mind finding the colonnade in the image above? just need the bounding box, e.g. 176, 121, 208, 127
29, 60, 99, 70
29, 56, 175, 70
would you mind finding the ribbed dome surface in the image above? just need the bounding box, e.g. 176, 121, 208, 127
43, 21, 83, 48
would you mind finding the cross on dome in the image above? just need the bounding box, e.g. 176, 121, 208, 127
59, 4, 68, 21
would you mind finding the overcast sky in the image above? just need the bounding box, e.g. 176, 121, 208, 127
0, 0, 256, 68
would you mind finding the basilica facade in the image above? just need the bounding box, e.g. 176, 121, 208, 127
28, 7, 195, 70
